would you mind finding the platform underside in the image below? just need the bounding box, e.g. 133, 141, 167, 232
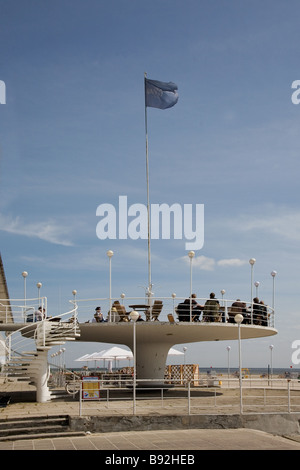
77, 321, 277, 349
0, 321, 277, 346
1, 321, 277, 384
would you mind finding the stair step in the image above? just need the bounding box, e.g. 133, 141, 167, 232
0, 430, 86, 441
4, 361, 30, 364
0, 415, 68, 427
0, 415, 85, 442
0, 424, 68, 437
0, 415, 71, 439
21, 351, 39, 356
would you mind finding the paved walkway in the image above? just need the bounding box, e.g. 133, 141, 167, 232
1, 428, 300, 451
1, 381, 300, 451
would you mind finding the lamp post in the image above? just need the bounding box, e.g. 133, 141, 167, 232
188, 251, 195, 322
254, 281, 260, 298
183, 346, 187, 382
271, 271, 277, 311
22, 271, 28, 307
172, 293, 176, 316
269, 344, 274, 386
249, 258, 256, 323
221, 289, 226, 322
107, 250, 114, 322
235, 313, 243, 414
130, 310, 139, 415
37, 282, 42, 305
226, 346, 231, 387
72, 290, 78, 331
183, 346, 187, 366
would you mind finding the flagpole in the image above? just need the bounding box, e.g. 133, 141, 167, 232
144, 72, 152, 305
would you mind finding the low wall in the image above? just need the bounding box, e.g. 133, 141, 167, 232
69, 413, 300, 437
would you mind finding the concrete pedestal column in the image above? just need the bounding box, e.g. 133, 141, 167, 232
135, 342, 171, 387
34, 350, 51, 403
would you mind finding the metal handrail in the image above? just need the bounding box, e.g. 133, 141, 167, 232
74, 295, 275, 328
75, 376, 300, 417
3, 299, 79, 367
0, 297, 48, 323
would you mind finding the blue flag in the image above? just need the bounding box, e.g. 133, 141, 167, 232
145, 78, 178, 109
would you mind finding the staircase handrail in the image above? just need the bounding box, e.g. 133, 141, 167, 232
0, 296, 47, 323
4, 301, 79, 361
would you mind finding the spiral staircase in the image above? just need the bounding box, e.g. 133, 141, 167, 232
1, 301, 80, 403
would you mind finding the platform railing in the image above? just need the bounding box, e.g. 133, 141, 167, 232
0, 297, 48, 324
75, 296, 275, 328
0, 295, 275, 328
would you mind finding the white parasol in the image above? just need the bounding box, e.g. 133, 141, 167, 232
168, 347, 184, 356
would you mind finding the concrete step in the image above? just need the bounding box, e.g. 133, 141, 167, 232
49, 389, 70, 400
0, 430, 86, 441
0, 415, 83, 441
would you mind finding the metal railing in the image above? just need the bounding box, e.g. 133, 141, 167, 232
74, 376, 300, 417
1, 298, 79, 373
75, 296, 275, 327
0, 297, 47, 324
0, 295, 275, 328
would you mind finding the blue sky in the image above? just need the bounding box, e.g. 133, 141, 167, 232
1, 0, 300, 369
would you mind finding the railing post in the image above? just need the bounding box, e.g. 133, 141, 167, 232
288, 379, 291, 413
79, 381, 82, 416
188, 381, 191, 415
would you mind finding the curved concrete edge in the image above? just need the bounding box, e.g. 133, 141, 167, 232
77, 322, 278, 345
68, 413, 300, 437
0, 321, 278, 343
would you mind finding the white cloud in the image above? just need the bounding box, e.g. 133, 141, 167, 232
233, 208, 300, 242
217, 258, 247, 267
0, 213, 74, 246
193, 255, 215, 271
181, 254, 247, 271
181, 254, 215, 271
